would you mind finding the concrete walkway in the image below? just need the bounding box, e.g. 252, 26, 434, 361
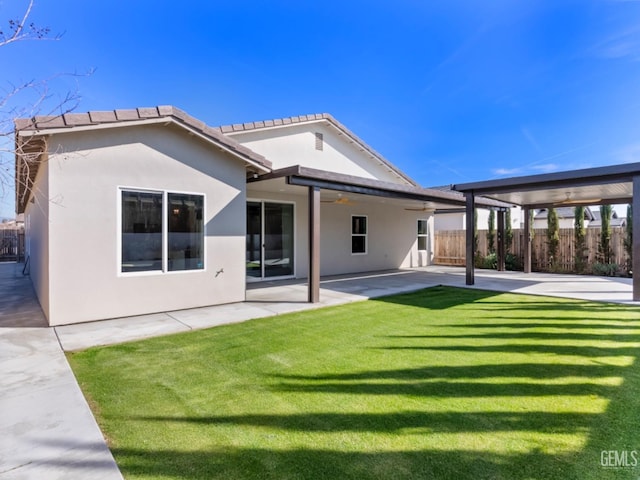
1, 262, 638, 479
54, 266, 638, 351
0, 263, 123, 480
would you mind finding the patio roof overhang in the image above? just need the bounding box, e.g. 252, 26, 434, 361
250, 165, 511, 209
452, 162, 640, 208
451, 162, 640, 301
249, 165, 512, 304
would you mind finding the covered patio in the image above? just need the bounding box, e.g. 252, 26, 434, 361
247, 165, 507, 303
454, 162, 640, 301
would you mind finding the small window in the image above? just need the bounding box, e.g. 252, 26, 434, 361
315, 132, 323, 151
417, 219, 428, 251
351, 215, 367, 254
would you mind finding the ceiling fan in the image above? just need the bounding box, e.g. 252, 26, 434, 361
560, 192, 602, 205
404, 203, 431, 212
321, 196, 356, 205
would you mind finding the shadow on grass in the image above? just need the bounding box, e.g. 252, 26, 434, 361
82, 286, 640, 479
374, 286, 635, 314
132, 410, 598, 433
271, 362, 626, 381
105, 446, 593, 480
377, 344, 639, 357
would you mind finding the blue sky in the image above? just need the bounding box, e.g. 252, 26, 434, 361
2, 0, 640, 219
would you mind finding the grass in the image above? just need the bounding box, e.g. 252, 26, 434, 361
68, 286, 640, 479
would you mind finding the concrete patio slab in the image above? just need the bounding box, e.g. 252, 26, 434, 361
55, 312, 192, 352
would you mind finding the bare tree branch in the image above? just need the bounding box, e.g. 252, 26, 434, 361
0, 0, 60, 47
0, 1, 87, 219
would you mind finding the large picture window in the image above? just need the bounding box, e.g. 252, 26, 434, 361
351, 215, 367, 254
121, 189, 204, 273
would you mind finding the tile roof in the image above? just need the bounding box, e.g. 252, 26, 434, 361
14, 106, 272, 171
213, 113, 418, 187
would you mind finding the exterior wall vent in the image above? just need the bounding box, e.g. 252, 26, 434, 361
315, 132, 323, 151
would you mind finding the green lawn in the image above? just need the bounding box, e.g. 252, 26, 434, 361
68, 286, 640, 480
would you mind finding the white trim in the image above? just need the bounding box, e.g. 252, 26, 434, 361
417, 218, 428, 251
117, 186, 207, 277
351, 214, 368, 255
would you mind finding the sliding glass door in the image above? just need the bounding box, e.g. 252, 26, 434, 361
246, 201, 294, 279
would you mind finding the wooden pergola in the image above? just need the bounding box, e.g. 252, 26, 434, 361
453, 162, 640, 301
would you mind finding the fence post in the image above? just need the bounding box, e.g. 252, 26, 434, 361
497, 209, 505, 271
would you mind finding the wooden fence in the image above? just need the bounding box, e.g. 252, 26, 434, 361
0, 227, 24, 262
434, 227, 629, 273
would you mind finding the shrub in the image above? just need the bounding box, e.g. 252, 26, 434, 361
481, 253, 497, 270
505, 253, 522, 271
592, 262, 619, 277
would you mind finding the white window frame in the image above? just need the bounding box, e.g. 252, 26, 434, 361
117, 186, 206, 276
351, 214, 368, 255
417, 219, 428, 252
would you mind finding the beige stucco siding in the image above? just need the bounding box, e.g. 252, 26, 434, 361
247, 188, 433, 279
24, 159, 50, 320
232, 123, 409, 185
317, 202, 433, 276
45, 124, 246, 325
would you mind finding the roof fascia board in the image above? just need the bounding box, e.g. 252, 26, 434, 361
252, 165, 509, 207
287, 175, 452, 203
521, 197, 632, 210
225, 119, 328, 136
453, 162, 640, 195
17, 117, 271, 173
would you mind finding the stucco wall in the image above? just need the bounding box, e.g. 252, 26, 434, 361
45, 124, 247, 325
436, 207, 523, 231
317, 202, 433, 275
246, 188, 433, 279
231, 122, 410, 185
24, 159, 50, 320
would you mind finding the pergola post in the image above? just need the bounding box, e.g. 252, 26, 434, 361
308, 186, 320, 303
497, 209, 505, 271
465, 192, 475, 285
633, 177, 640, 301
523, 207, 532, 274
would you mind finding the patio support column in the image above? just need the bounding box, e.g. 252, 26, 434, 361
633, 176, 640, 301
497, 209, 505, 271
523, 207, 532, 274
465, 192, 475, 285
308, 185, 321, 303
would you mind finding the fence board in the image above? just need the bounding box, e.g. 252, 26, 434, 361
0, 227, 24, 262
434, 227, 629, 273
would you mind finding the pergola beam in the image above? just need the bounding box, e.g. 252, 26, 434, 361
633, 177, 640, 301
